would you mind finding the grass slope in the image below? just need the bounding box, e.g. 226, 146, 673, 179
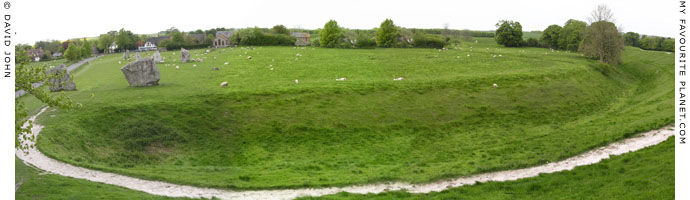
299, 137, 675, 200
18, 38, 673, 189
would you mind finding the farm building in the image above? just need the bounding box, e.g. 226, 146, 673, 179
290, 32, 311, 46
214, 31, 234, 48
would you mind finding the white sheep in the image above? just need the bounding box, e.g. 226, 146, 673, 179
176, 66, 180, 70
193, 64, 197, 67
224, 62, 229, 65
247, 56, 252, 59
336, 78, 347, 81
270, 68, 274, 70
295, 79, 299, 84
493, 83, 498, 88
393, 77, 404, 81
220, 81, 228, 87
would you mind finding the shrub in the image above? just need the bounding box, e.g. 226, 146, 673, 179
596, 62, 613, 76
525, 38, 540, 47
412, 33, 446, 48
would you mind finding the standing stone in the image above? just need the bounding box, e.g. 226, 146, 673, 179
123, 51, 129, 60
180, 48, 190, 63
152, 51, 163, 62
120, 58, 160, 87
46, 64, 76, 91
135, 52, 142, 60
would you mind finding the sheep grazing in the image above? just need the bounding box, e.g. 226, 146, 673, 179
295, 79, 299, 84
493, 83, 498, 88
269, 64, 273, 67
247, 56, 252, 59
193, 64, 197, 67
270, 68, 274, 70
393, 77, 404, 81
498, 54, 502, 57
176, 66, 180, 70
336, 77, 347, 81
467, 54, 470, 57
118, 61, 121, 64
272, 59, 275, 62
224, 62, 229, 65
212, 67, 219, 71
296, 53, 302, 57
456, 56, 460, 59
220, 81, 228, 87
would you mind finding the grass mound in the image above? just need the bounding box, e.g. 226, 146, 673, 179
22, 38, 672, 189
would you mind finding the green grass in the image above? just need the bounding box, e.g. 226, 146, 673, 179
17, 37, 673, 190
15, 157, 193, 200
299, 136, 675, 200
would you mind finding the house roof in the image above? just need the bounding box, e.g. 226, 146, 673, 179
216, 31, 234, 38
290, 32, 310, 38
27, 49, 44, 55
146, 36, 171, 46
188, 34, 205, 42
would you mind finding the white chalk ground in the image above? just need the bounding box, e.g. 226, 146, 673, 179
17, 107, 673, 200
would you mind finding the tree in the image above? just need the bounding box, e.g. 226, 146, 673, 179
319, 20, 344, 48
494, 20, 523, 47
203, 34, 215, 45
588, 4, 615, 23
272, 25, 290, 35
81, 39, 92, 58
15, 49, 79, 151
376, 19, 400, 47
64, 41, 81, 61
540, 25, 562, 48
660, 38, 675, 52
624, 32, 640, 46
116, 28, 131, 51
579, 21, 624, 65
57, 45, 64, 54
98, 34, 110, 50
558, 19, 587, 51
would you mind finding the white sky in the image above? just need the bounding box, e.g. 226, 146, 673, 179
14, 0, 676, 45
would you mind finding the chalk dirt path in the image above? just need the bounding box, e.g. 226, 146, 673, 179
16, 107, 673, 200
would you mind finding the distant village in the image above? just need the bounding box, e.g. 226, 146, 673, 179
23, 27, 311, 62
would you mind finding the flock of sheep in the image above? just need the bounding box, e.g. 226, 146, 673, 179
129, 45, 508, 89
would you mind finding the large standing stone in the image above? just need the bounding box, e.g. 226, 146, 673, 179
152, 51, 163, 62
46, 64, 76, 91
135, 52, 142, 60
120, 58, 160, 87
123, 50, 129, 60
180, 48, 190, 63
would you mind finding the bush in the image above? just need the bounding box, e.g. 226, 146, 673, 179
229, 28, 296, 46
525, 38, 540, 47
596, 63, 614, 76
355, 36, 376, 48
412, 33, 446, 48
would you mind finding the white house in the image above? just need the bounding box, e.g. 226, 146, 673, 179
139, 36, 170, 51
109, 42, 118, 53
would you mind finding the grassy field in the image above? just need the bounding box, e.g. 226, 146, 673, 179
15, 157, 192, 200
300, 137, 675, 200
17, 37, 673, 190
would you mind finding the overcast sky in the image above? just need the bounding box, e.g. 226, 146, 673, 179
14, 0, 675, 45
